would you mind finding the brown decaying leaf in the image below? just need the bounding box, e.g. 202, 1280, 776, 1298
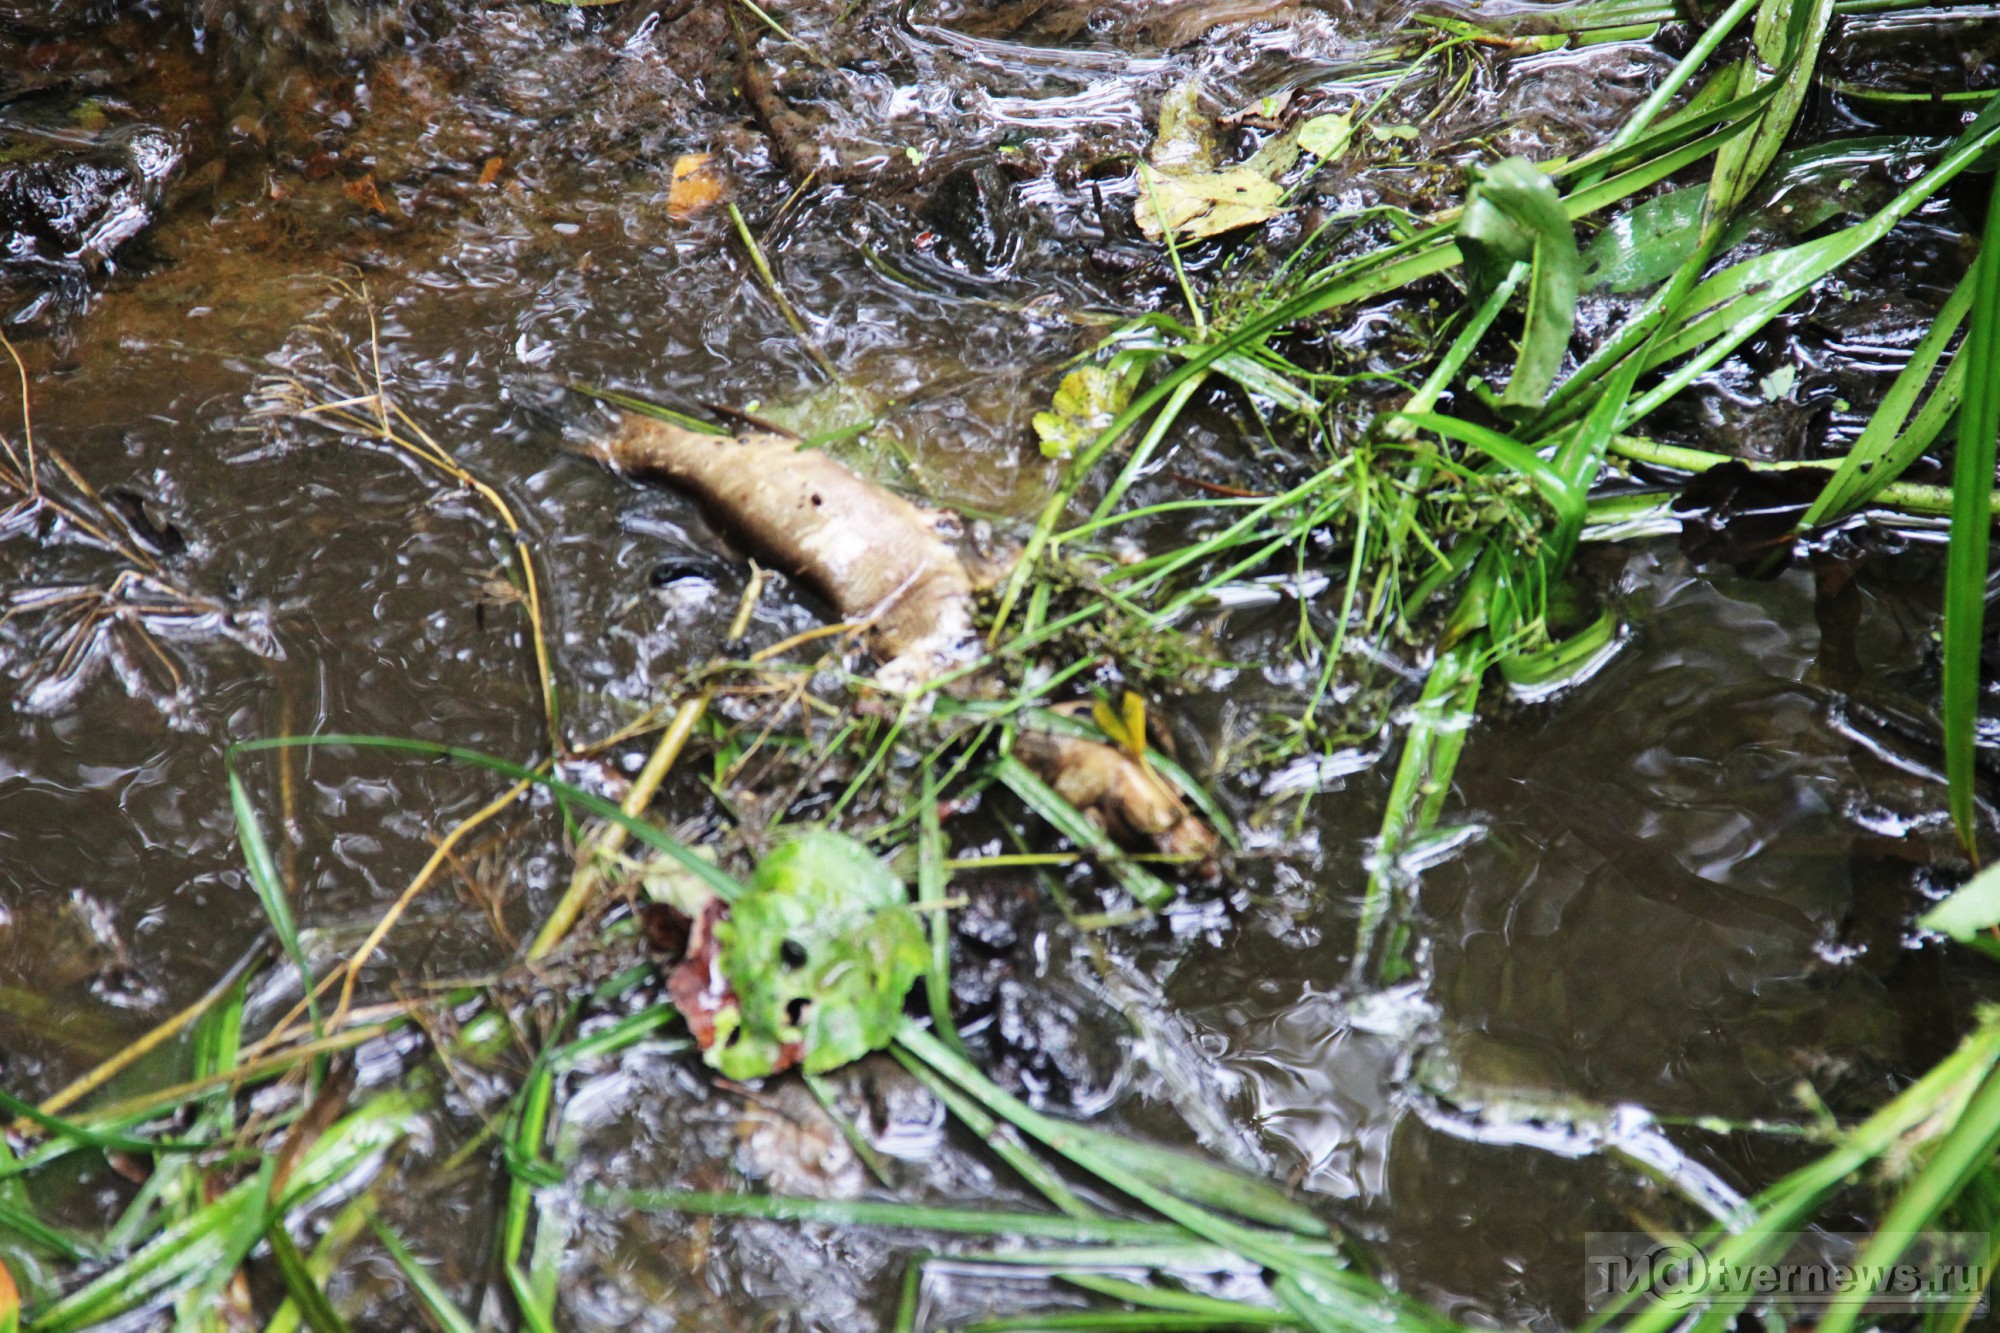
1013, 728, 1220, 868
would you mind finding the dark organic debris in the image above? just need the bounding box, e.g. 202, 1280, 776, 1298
0, 122, 182, 322
1672, 460, 1827, 577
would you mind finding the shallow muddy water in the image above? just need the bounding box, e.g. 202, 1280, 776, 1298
1, 0, 1996, 1328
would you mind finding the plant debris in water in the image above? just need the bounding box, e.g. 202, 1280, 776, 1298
5, 0, 2000, 1329
665, 829, 928, 1080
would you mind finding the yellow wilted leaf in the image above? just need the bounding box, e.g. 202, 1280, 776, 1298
0, 1256, 19, 1333
1032, 363, 1131, 460
1091, 691, 1148, 763
1134, 163, 1283, 242
668, 152, 726, 218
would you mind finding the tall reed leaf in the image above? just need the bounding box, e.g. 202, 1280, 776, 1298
227, 767, 320, 1032
1803, 276, 1974, 528
1704, 0, 1835, 227
1942, 172, 2000, 858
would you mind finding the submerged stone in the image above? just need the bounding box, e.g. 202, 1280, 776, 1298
0, 120, 181, 322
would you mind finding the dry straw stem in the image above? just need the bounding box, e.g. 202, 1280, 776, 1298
283, 291, 561, 754
25, 944, 269, 1127
527, 569, 767, 961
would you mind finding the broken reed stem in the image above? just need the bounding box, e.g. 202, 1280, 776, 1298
728, 202, 838, 379
526, 571, 766, 962
1606, 434, 1955, 515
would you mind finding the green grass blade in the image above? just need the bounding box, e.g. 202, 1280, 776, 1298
1944, 171, 2000, 857
917, 788, 964, 1049
365, 1215, 476, 1333
599, 1189, 1188, 1243
1062, 1273, 1297, 1324
232, 735, 744, 903
1804, 276, 1975, 527
28, 1095, 415, 1332
992, 753, 1176, 908
1053, 1126, 1325, 1238
1586, 0, 1759, 172
1705, 0, 1835, 226
888, 1045, 1098, 1219
1814, 1062, 2000, 1333
227, 766, 320, 1032
266, 1229, 349, 1333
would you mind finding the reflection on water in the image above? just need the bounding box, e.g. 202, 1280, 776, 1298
0, 0, 1991, 1327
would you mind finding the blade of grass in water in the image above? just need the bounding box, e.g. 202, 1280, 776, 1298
28, 1094, 416, 1332
228, 766, 320, 1034
1942, 170, 2000, 859
887, 1046, 1098, 1220
992, 753, 1176, 908
1814, 1060, 2000, 1333
265, 1228, 351, 1333
365, 1214, 477, 1333
917, 783, 963, 1050
1802, 276, 1974, 528
1061, 1273, 1297, 1324
598, 1190, 1190, 1243
232, 734, 744, 903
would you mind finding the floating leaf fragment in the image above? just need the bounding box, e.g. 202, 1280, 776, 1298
672, 830, 928, 1080
1033, 363, 1132, 460
1920, 863, 2000, 961
667, 152, 726, 218
1296, 112, 1354, 160
1135, 163, 1284, 242
1133, 78, 1291, 242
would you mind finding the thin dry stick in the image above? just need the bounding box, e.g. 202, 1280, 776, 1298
241, 776, 536, 1062
526, 571, 766, 961
727, 202, 837, 379
72, 1012, 408, 1128
327, 779, 534, 1033
31, 943, 271, 1123
0, 330, 37, 503
285, 296, 561, 753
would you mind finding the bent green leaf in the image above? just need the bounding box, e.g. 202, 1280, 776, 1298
1457, 158, 1580, 413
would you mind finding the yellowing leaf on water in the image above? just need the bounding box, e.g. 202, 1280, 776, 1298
1136, 78, 1295, 243
667, 152, 725, 218
1135, 163, 1283, 242
1032, 363, 1131, 460
1150, 79, 1217, 173
1296, 112, 1354, 161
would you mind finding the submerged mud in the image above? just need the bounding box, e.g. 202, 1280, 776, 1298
0, 0, 1995, 1328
